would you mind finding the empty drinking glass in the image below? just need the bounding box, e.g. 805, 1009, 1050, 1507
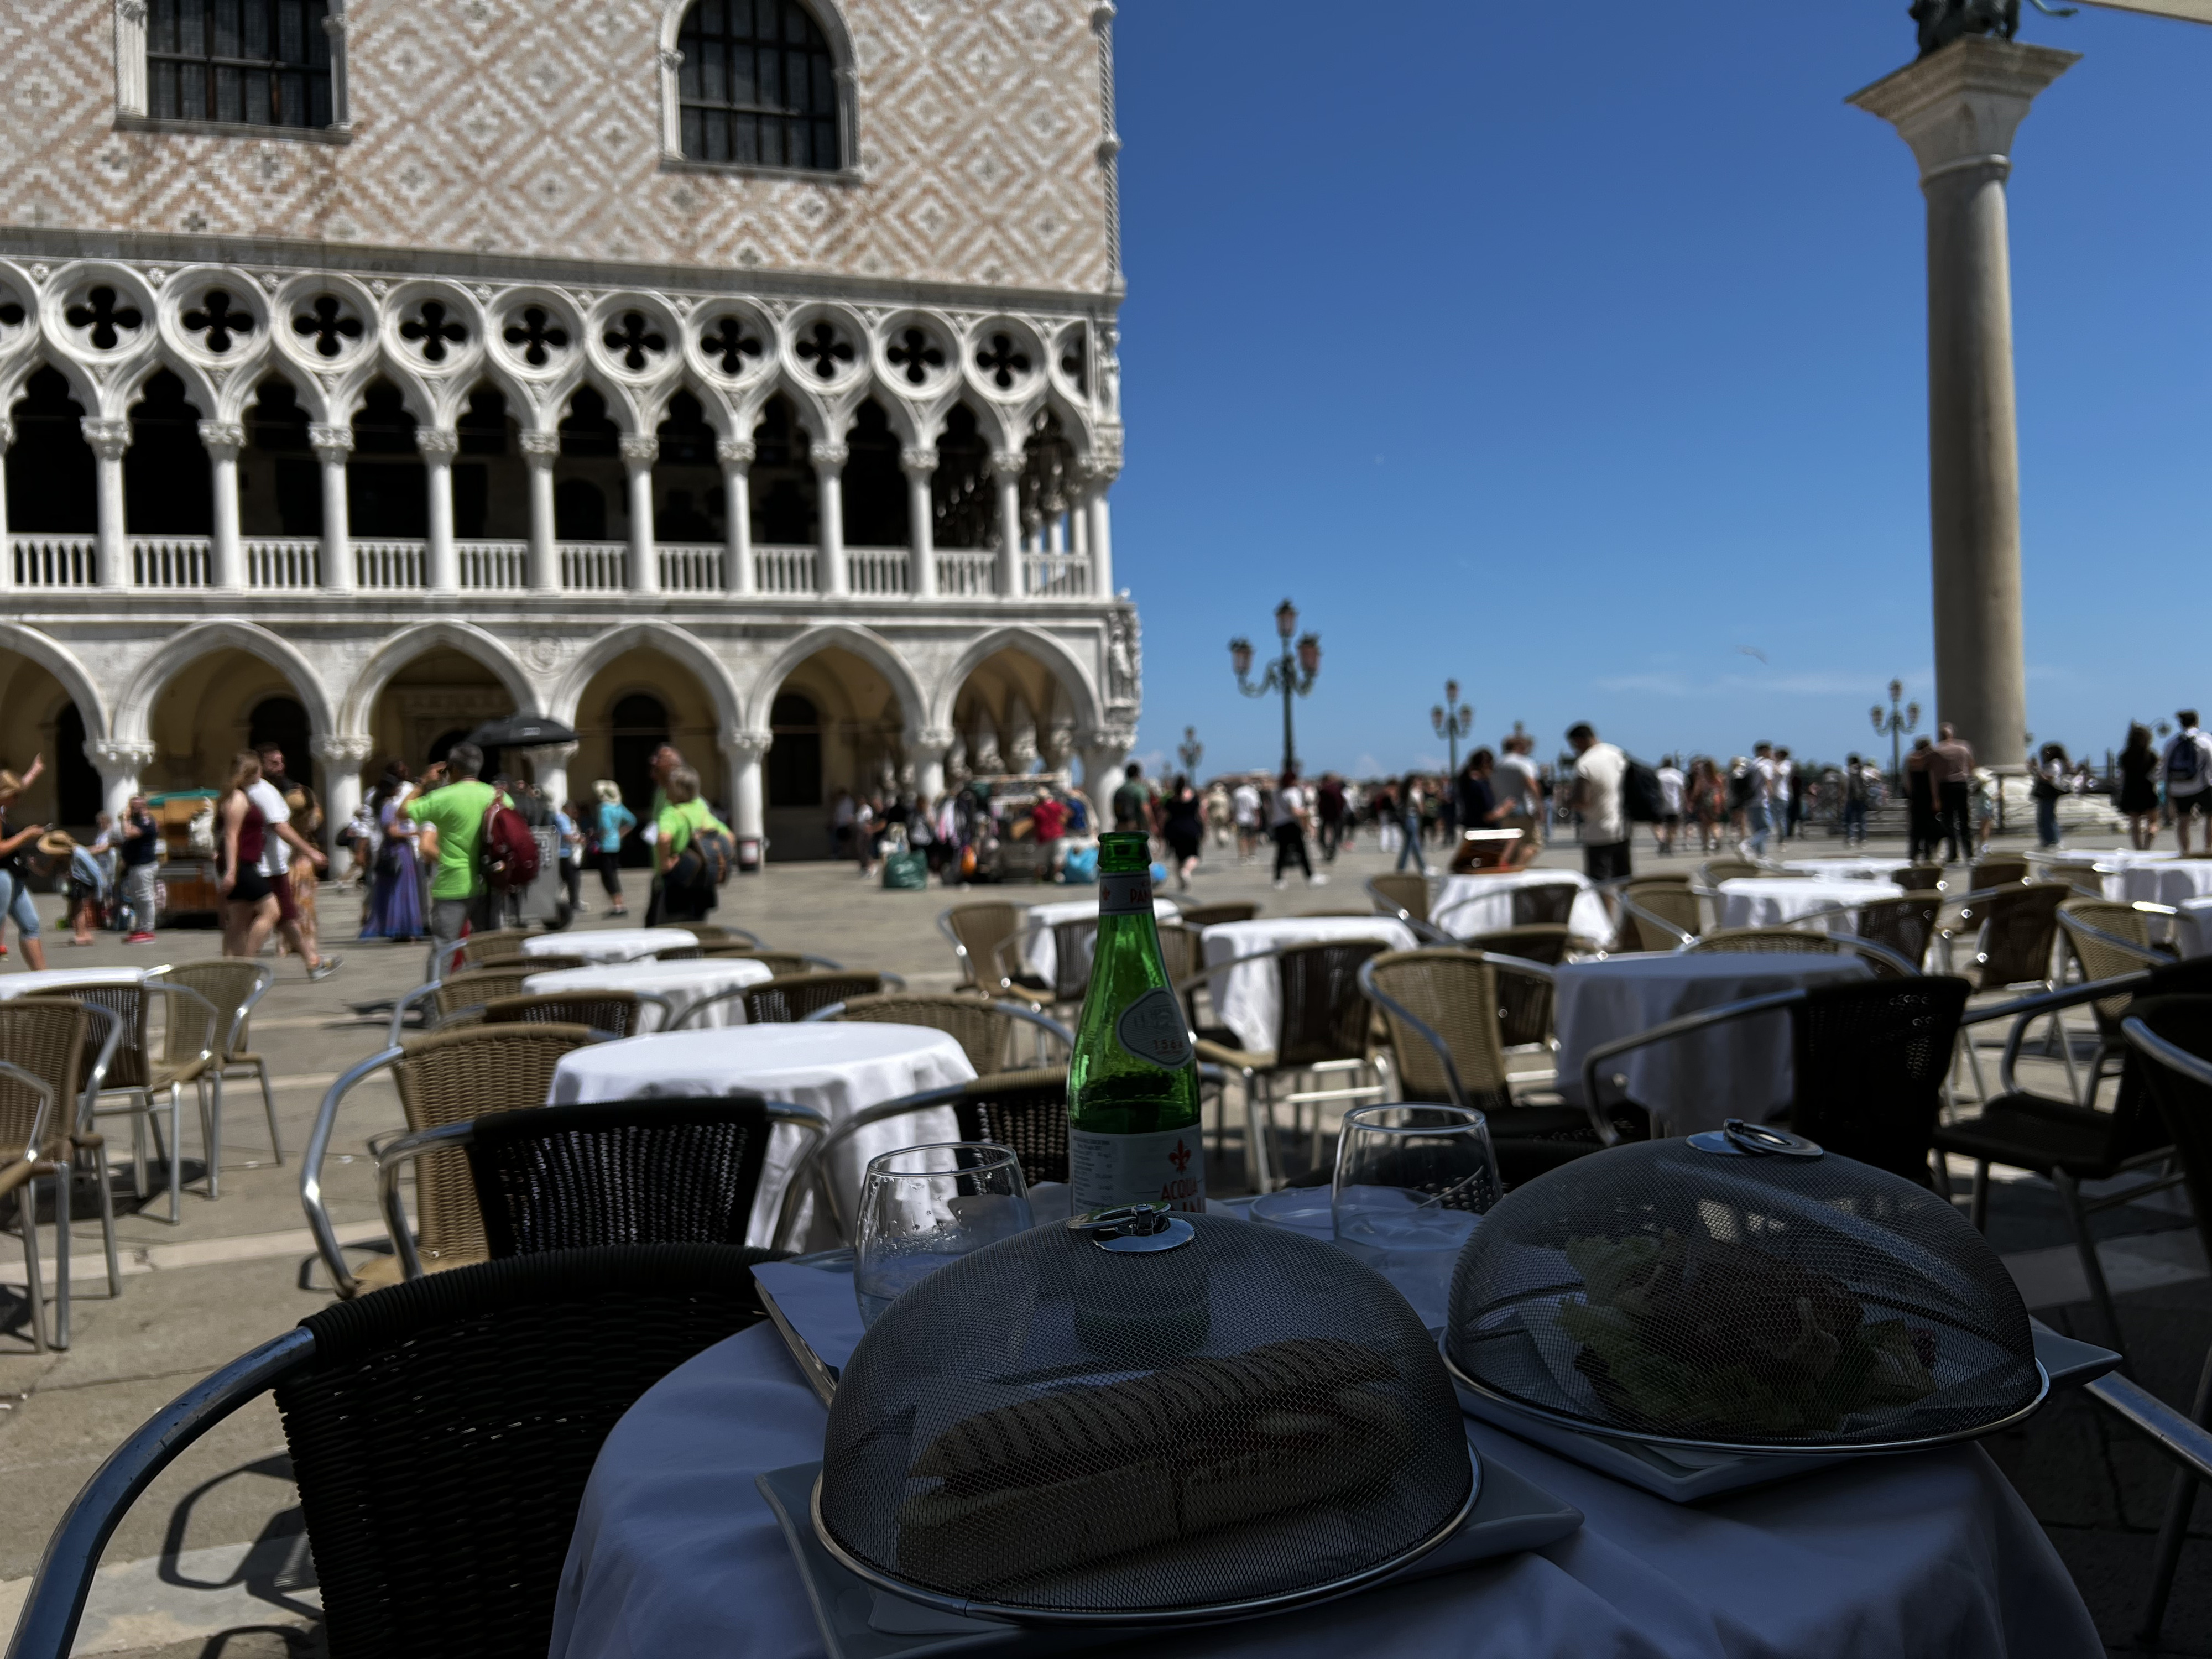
854, 1143, 1032, 1328
1332, 1104, 1500, 1328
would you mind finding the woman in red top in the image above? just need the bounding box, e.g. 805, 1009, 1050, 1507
216, 752, 278, 959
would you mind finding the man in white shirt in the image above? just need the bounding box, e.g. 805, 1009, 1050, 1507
1567, 722, 1630, 882
1775, 747, 1799, 843
1231, 780, 1261, 865
2164, 709, 2212, 853
245, 747, 337, 978
1745, 742, 1778, 856
1494, 735, 1544, 856
1655, 756, 1686, 858
1266, 768, 1323, 889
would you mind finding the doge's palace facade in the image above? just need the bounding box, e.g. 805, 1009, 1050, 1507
0, 0, 1135, 860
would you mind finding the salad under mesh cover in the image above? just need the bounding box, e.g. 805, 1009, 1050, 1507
1444, 1140, 2041, 1449
816, 1213, 1472, 1616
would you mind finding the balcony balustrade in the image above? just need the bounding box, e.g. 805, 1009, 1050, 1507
460, 541, 530, 591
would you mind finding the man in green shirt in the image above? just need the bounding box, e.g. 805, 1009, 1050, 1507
394, 742, 504, 979
653, 765, 729, 925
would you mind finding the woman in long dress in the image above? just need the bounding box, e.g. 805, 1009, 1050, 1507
360, 765, 427, 941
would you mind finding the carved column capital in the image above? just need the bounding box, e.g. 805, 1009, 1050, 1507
414, 426, 460, 460
810, 442, 849, 474
721, 731, 774, 761
309, 424, 354, 462
990, 448, 1027, 481
657, 46, 683, 71
0, 417, 15, 452
716, 437, 755, 471
618, 434, 660, 468
519, 430, 561, 465
197, 419, 245, 461
906, 726, 957, 754
310, 734, 376, 766
85, 738, 156, 775
900, 446, 938, 479
81, 417, 131, 460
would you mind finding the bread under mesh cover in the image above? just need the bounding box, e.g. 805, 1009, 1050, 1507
818, 1214, 1471, 1614
1444, 1140, 2040, 1448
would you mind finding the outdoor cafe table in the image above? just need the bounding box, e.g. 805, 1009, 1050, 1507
1714, 877, 1902, 935
2031, 847, 2176, 901
1432, 869, 1611, 945
2174, 895, 2212, 959
2116, 858, 2212, 911
1780, 857, 1909, 880
0, 967, 152, 997
1021, 893, 1180, 985
1553, 952, 1872, 1134
1201, 915, 1418, 1052
521, 956, 774, 1031
547, 1280, 2099, 1659
523, 927, 697, 965
546, 1022, 975, 1246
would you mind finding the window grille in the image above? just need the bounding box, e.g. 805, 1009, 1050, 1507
677, 0, 839, 170
147, 0, 333, 129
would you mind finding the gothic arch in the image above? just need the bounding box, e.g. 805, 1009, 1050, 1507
655, 0, 857, 170
745, 623, 926, 734
930, 625, 1103, 736
340, 620, 536, 738
549, 622, 741, 734
114, 619, 335, 744
0, 622, 109, 739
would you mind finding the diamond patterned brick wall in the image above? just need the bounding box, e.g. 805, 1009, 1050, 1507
0, 0, 1114, 296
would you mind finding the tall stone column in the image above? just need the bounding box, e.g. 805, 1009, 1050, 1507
417, 427, 460, 593
1850, 38, 2075, 771
813, 442, 848, 596
199, 421, 246, 589
718, 438, 755, 595
311, 735, 375, 857
310, 424, 355, 592
992, 450, 1026, 597
518, 740, 578, 815
83, 418, 131, 588
520, 430, 561, 591
723, 732, 770, 868
86, 740, 155, 822
1080, 728, 1132, 813
621, 434, 660, 594
1088, 468, 1118, 596
901, 447, 937, 598
906, 725, 952, 806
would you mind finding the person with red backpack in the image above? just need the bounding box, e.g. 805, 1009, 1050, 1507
395, 742, 512, 980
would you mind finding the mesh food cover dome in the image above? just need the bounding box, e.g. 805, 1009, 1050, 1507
815, 1209, 1474, 1621
1444, 1129, 2046, 1452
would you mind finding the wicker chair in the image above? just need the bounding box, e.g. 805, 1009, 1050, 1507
479, 990, 670, 1039
1177, 901, 1261, 929
1853, 896, 1942, 973
1698, 858, 1762, 888
686, 925, 763, 948
0, 999, 88, 1353
429, 969, 541, 1026
800, 1068, 1079, 1238
457, 927, 536, 966
9, 1245, 780, 1659
1175, 940, 1392, 1190
804, 993, 1073, 1074
1359, 950, 1620, 1186
739, 971, 900, 1026
161, 960, 283, 1170
1509, 882, 1584, 928
1365, 873, 1432, 928
937, 902, 1029, 993
375, 1097, 829, 1269
2056, 900, 2177, 1102
468, 951, 585, 976
698, 948, 840, 976
1616, 879, 1702, 951
989, 918, 1098, 1010
1971, 855, 2030, 891
1457, 924, 1575, 968
304, 1023, 601, 1297
43, 976, 221, 1224
1682, 928, 1919, 978
1893, 863, 1947, 894
1938, 883, 2071, 1097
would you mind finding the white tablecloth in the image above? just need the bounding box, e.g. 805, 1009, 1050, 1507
524, 928, 698, 964
1433, 870, 1611, 945
2119, 859, 2212, 910
522, 957, 774, 1031
1201, 916, 1418, 1052
547, 1022, 975, 1245
2032, 848, 2176, 901
1781, 858, 1909, 880
1554, 953, 1873, 1131
1021, 895, 1180, 985
1715, 878, 1902, 935
0, 967, 152, 997
2174, 895, 2212, 959
547, 1319, 2098, 1659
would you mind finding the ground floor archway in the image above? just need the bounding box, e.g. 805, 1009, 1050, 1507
0, 651, 97, 831
568, 648, 726, 862
363, 645, 518, 781
760, 645, 907, 860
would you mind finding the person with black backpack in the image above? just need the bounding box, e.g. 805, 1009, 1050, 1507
652, 766, 734, 925
2163, 710, 2212, 854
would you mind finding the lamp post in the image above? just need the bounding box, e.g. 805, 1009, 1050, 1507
1229, 598, 1321, 778
1432, 681, 1473, 776
1178, 725, 1203, 780
1871, 679, 1921, 782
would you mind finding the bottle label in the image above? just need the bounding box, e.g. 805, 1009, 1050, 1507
1098, 871, 1153, 915
1114, 987, 1193, 1070
1070, 1125, 1206, 1214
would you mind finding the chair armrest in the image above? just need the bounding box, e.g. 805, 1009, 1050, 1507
1618, 896, 1694, 948
1579, 989, 1807, 1129
74, 1004, 122, 1131
374, 1121, 478, 1281
2063, 916, 2170, 969
764, 1100, 832, 1252
388, 982, 442, 1047
2083, 1370, 2212, 1488
1354, 957, 1488, 1129
0, 1060, 56, 1163
2124, 1015, 2212, 1090
145, 982, 221, 1071
301, 1046, 402, 1297
666, 985, 755, 1031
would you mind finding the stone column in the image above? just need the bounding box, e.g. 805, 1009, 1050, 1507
518, 740, 578, 815
86, 740, 156, 822
520, 430, 561, 591
197, 421, 246, 589
310, 423, 355, 592
621, 434, 660, 594
1079, 728, 1132, 811
310, 735, 375, 857
813, 441, 848, 597
718, 437, 755, 595
901, 446, 937, 598
991, 450, 1026, 597
723, 732, 770, 868
907, 724, 952, 806
83, 418, 131, 589
0, 417, 11, 594
416, 427, 460, 593
1850, 38, 2075, 771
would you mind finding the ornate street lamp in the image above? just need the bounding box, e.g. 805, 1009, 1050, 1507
1431, 680, 1473, 776
1178, 724, 1203, 779
1229, 598, 1321, 777
1871, 679, 1921, 782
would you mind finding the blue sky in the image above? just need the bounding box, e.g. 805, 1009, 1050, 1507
1109, 3, 2212, 779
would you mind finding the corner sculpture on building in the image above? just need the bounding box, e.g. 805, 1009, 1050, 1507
0, 0, 1137, 862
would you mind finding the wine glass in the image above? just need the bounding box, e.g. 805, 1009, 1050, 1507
1332, 1104, 1500, 1328
854, 1143, 1032, 1328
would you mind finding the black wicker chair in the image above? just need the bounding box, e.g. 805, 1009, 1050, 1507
1511, 882, 1584, 928
375, 1098, 830, 1266
7, 1245, 779, 1659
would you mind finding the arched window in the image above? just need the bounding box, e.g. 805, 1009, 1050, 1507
676, 0, 840, 171
147, 0, 334, 129
767, 691, 822, 807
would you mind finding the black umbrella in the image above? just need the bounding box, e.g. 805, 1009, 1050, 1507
466, 714, 579, 749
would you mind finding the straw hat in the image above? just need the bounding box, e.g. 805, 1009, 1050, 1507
0, 769, 23, 797
594, 779, 623, 804
36, 830, 77, 858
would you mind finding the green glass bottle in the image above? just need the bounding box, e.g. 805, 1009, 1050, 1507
1066, 831, 1204, 1215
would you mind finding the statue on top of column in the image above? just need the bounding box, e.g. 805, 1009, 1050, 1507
1910, 0, 2074, 59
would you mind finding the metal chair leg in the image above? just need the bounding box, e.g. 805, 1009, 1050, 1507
1970, 1160, 1991, 1232
165, 1085, 183, 1225
2051, 1009, 2081, 1103
85, 1140, 121, 1297
2054, 1170, 2130, 1370
128, 1094, 148, 1199
256, 1060, 283, 1165
202, 1076, 221, 1201
51, 1165, 70, 1350
1242, 1071, 1275, 1194
2136, 1338, 2212, 1645
14, 1188, 47, 1354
